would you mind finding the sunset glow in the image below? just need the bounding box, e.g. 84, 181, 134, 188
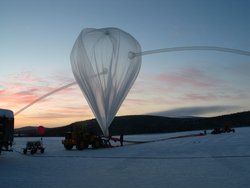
1, 0, 249, 128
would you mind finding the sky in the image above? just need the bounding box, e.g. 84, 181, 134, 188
1, 0, 250, 128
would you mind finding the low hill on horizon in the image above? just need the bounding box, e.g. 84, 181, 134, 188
15, 111, 250, 137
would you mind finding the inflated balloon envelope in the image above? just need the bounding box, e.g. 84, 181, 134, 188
70, 28, 141, 136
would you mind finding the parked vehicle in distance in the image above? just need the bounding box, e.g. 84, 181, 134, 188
23, 140, 45, 154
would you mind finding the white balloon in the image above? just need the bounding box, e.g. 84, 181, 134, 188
70, 28, 141, 136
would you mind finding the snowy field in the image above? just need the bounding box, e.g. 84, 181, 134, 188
1, 127, 250, 188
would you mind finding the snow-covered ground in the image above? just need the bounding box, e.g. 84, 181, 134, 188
1, 127, 250, 188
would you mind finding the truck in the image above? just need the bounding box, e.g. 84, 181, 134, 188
62, 125, 111, 150
0, 109, 14, 154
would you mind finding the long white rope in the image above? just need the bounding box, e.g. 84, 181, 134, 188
131, 46, 250, 58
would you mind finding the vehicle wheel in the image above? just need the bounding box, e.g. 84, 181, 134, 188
92, 139, 102, 149
41, 148, 45, 153
64, 144, 73, 150
23, 149, 27, 154
76, 141, 87, 150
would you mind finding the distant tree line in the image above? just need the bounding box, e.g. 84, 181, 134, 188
14, 111, 250, 137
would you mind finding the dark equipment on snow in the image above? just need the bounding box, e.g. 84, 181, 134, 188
23, 141, 45, 155
211, 124, 235, 134
62, 125, 111, 150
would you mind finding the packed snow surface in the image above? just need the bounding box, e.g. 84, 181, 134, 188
1, 127, 250, 188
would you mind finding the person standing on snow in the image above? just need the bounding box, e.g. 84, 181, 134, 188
120, 134, 124, 146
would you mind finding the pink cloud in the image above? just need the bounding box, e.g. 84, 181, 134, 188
154, 68, 222, 88
181, 89, 249, 102
9, 71, 44, 83
0, 89, 6, 95
26, 107, 91, 119
1, 71, 78, 112
182, 93, 217, 101
124, 98, 150, 106
129, 74, 172, 96
16, 88, 39, 96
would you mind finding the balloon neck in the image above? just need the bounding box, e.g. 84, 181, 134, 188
103, 129, 109, 137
